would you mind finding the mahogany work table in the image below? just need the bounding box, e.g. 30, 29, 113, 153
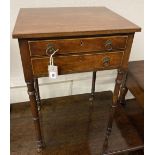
12, 7, 141, 153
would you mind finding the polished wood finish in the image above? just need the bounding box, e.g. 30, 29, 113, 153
89, 71, 96, 104
11, 92, 143, 155
12, 7, 140, 39
18, 39, 44, 149
31, 52, 124, 77
34, 78, 41, 111
29, 36, 128, 56
26, 81, 43, 151
12, 7, 141, 152
103, 69, 126, 153
120, 61, 144, 108
103, 34, 135, 153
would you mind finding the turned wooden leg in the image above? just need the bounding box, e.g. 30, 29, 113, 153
26, 80, 44, 152
102, 69, 125, 153
119, 86, 128, 105
89, 71, 97, 104
87, 71, 97, 135
119, 72, 128, 105
34, 78, 41, 111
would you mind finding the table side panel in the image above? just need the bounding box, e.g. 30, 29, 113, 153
121, 33, 135, 70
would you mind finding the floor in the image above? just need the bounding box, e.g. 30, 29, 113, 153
11, 91, 144, 155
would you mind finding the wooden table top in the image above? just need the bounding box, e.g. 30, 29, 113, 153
12, 7, 141, 39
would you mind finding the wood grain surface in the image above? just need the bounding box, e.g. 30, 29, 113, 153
12, 7, 141, 38
12, 7, 142, 153
31, 52, 123, 77
29, 36, 128, 56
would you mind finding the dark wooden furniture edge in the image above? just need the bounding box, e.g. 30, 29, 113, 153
12, 29, 141, 39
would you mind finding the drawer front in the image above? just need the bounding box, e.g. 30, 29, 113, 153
31, 52, 124, 77
29, 36, 128, 56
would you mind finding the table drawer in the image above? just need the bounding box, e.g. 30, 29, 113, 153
29, 36, 128, 56
31, 52, 123, 77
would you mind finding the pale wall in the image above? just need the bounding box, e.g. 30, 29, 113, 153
10, 0, 144, 103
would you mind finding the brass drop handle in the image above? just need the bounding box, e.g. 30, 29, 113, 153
105, 40, 112, 51
46, 44, 58, 56
103, 57, 110, 66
